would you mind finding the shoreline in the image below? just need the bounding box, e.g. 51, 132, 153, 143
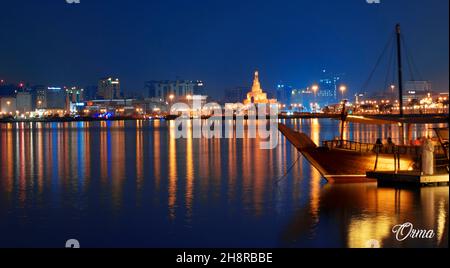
0, 113, 448, 124
0, 114, 344, 124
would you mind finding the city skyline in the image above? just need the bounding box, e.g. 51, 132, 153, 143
0, 0, 448, 253
0, 0, 448, 99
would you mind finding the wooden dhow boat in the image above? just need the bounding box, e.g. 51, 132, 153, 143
278, 24, 449, 183
279, 123, 448, 183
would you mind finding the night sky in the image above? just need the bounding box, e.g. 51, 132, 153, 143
0, 0, 448, 99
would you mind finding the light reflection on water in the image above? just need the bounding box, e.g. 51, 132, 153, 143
0, 119, 447, 248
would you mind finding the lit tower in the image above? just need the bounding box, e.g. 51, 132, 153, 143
244, 71, 277, 105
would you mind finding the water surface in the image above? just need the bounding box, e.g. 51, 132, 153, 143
0, 119, 447, 248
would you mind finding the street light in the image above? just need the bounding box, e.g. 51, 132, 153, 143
339, 85, 347, 100
168, 94, 175, 114
311, 85, 319, 113
390, 85, 396, 101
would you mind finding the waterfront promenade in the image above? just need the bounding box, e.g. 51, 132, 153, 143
0, 113, 448, 124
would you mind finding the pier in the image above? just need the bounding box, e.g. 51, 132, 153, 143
367, 171, 449, 187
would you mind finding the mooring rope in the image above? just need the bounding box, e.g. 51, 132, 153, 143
274, 151, 302, 185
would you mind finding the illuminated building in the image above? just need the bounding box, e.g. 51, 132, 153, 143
16, 92, 33, 113
33, 85, 47, 109
243, 71, 277, 105
80, 98, 169, 117
66, 87, 85, 103
65, 87, 86, 113
193, 80, 206, 95
354, 92, 367, 104
146, 80, 204, 101
98, 77, 121, 100
46, 86, 66, 109
0, 97, 17, 115
403, 81, 432, 103
276, 82, 293, 106
318, 69, 343, 106
291, 88, 315, 112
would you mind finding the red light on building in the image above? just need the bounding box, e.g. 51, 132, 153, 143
19, 83, 24, 88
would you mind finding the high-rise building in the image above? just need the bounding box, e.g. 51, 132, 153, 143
46, 86, 66, 109
146, 80, 201, 101
193, 80, 206, 95
16, 92, 33, 113
66, 87, 85, 103
65, 87, 85, 112
33, 85, 47, 109
98, 78, 121, 100
276, 82, 294, 106
318, 69, 342, 106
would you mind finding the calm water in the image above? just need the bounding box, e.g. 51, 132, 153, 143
0, 119, 448, 248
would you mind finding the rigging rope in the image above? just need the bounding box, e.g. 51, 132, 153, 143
384, 38, 396, 93
401, 35, 424, 82
361, 33, 395, 92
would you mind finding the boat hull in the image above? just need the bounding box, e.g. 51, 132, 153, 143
302, 147, 414, 183
278, 123, 416, 183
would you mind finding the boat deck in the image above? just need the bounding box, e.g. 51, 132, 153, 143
367, 171, 449, 187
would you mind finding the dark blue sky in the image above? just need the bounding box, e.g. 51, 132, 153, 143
0, 0, 448, 98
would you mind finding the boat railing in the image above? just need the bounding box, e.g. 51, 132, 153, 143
322, 140, 419, 154
324, 139, 448, 173
323, 140, 446, 156
323, 140, 375, 153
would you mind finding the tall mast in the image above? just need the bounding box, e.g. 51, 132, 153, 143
396, 24, 404, 117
